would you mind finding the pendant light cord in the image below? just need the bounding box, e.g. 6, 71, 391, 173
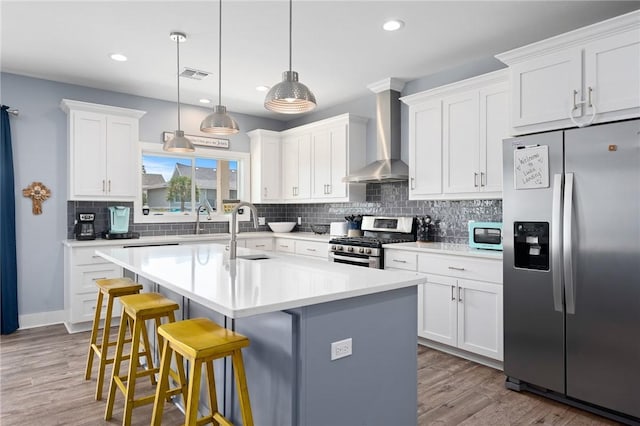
176, 35, 181, 131
288, 0, 292, 73
218, 0, 222, 106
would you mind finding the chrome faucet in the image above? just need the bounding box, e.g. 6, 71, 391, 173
194, 200, 213, 234
229, 201, 259, 259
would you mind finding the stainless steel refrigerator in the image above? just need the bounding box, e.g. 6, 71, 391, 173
502, 119, 640, 423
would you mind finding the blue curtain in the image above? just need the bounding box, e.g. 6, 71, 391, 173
1, 105, 19, 334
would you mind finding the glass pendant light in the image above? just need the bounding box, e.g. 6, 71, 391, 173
200, 0, 239, 135
164, 32, 195, 152
264, 0, 316, 114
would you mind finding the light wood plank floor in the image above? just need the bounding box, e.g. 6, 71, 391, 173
1, 325, 620, 425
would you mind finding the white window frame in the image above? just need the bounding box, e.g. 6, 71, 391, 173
134, 141, 251, 224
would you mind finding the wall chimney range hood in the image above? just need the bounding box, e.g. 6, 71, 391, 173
343, 78, 408, 183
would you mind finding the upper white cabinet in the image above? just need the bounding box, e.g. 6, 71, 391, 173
249, 113, 367, 204
61, 99, 146, 201
282, 133, 311, 201
248, 129, 282, 203
401, 70, 508, 201
496, 10, 640, 135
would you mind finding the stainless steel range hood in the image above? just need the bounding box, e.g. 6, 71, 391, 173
343, 78, 408, 183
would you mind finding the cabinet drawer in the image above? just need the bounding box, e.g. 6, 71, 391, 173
275, 238, 295, 253
385, 251, 418, 271
71, 293, 123, 324
73, 246, 116, 266
73, 264, 123, 295
295, 240, 328, 258
245, 238, 273, 251
418, 253, 501, 283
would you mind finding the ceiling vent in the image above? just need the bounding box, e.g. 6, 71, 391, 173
180, 67, 211, 80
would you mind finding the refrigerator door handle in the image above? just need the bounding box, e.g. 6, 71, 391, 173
563, 172, 576, 315
552, 173, 564, 312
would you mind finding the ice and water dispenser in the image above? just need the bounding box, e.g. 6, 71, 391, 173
513, 222, 550, 270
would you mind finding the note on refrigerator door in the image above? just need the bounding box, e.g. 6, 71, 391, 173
514, 145, 549, 190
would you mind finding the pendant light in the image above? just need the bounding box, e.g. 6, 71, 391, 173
264, 0, 317, 114
200, 0, 239, 135
163, 32, 195, 152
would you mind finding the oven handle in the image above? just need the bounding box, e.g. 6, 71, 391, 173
329, 253, 372, 264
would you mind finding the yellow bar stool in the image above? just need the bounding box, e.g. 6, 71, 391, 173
150, 317, 254, 426
104, 292, 187, 426
85, 277, 144, 401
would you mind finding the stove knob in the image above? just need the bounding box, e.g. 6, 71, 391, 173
331, 245, 336, 250
365, 248, 372, 254
337, 246, 344, 251
359, 247, 364, 253
347, 246, 354, 252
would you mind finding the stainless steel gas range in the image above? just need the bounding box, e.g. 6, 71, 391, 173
328, 216, 415, 268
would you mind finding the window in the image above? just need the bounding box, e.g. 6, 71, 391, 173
135, 142, 250, 223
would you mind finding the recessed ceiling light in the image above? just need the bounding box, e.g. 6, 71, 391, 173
382, 19, 404, 32
199, 98, 211, 104
256, 85, 270, 92
110, 53, 128, 62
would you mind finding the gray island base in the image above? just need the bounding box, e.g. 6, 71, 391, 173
98, 243, 421, 425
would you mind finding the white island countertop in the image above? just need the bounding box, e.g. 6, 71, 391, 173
96, 243, 424, 318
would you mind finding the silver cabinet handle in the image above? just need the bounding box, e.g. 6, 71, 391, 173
458, 287, 462, 302
92, 277, 107, 281
474, 172, 479, 187
450, 285, 455, 301
108, 180, 111, 192
551, 173, 564, 312
587, 86, 593, 108
572, 89, 579, 110
480, 172, 485, 187
447, 266, 465, 271
255, 244, 265, 248
306, 248, 316, 252
392, 259, 407, 263
327, 184, 331, 194
102, 180, 106, 192
279, 245, 289, 248
263, 187, 268, 198
563, 172, 576, 315
410, 177, 416, 190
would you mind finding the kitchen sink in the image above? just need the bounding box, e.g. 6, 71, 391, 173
236, 254, 270, 260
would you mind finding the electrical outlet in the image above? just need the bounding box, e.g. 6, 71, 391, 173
297, 217, 302, 225
331, 338, 352, 361
258, 217, 266, 226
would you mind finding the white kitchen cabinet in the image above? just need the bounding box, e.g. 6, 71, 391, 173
64, 245, 124, 333
496, 10, 640, 135
248, 129, 282, 203
251, 113, 367, 204
402, 70, 508, 201
275, 238, 328, 259
282, 133, 311, 201
245, 237, 273, 251
274, 238, 296, 253
61, 99, 145, 201
385, 248, 503, 361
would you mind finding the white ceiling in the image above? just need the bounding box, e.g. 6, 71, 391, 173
2, 1, 638, 121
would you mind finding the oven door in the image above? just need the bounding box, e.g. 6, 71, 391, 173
329, 252, 380, 268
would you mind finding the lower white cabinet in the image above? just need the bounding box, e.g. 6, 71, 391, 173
385, 248, 503, 361
64, 245, 123, 333
245, 237, 274, 251
276, 238, 329, 259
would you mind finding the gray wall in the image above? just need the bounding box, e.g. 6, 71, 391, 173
1, 72, 284, 317
3, 55, 505, 321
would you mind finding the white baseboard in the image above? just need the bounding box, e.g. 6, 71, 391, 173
418, 337, 504, 371
18, 310, 66, 330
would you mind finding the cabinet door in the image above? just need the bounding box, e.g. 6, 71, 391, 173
282, 136, 299, 200
479, 83, 509, 194
443, 90, 480, 194
418, 274, 457, 346
311, 129, 332, 199
72, 111, 107, 197
297, 134, 312, 199
106, 116, 138, 198
245, 238, 273, 251
456, 279, 503, 360
584, 29, 640, 116
261, 137, 282, 202
408, 100, 442, 198
328, 124, 347, 199
510, 49, 582, 128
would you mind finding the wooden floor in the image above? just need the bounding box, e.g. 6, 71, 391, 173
0, 325, 620, 426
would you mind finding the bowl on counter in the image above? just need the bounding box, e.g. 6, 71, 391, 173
310, 224, 330, 235
268, 222, 296, 233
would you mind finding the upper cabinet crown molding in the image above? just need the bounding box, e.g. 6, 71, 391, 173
367, 77, 406, 93
496, 9, 640, 64
60, 99, 146, 119
280, 113, 368, 135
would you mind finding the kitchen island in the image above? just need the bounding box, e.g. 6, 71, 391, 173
97, 243, 424, 426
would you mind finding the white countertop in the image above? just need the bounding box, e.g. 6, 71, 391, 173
382, 242, 503, 260
63, 231, 331, 247
96, 243, 424, 318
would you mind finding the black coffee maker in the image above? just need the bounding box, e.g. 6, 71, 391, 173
74, 212, 96, 240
